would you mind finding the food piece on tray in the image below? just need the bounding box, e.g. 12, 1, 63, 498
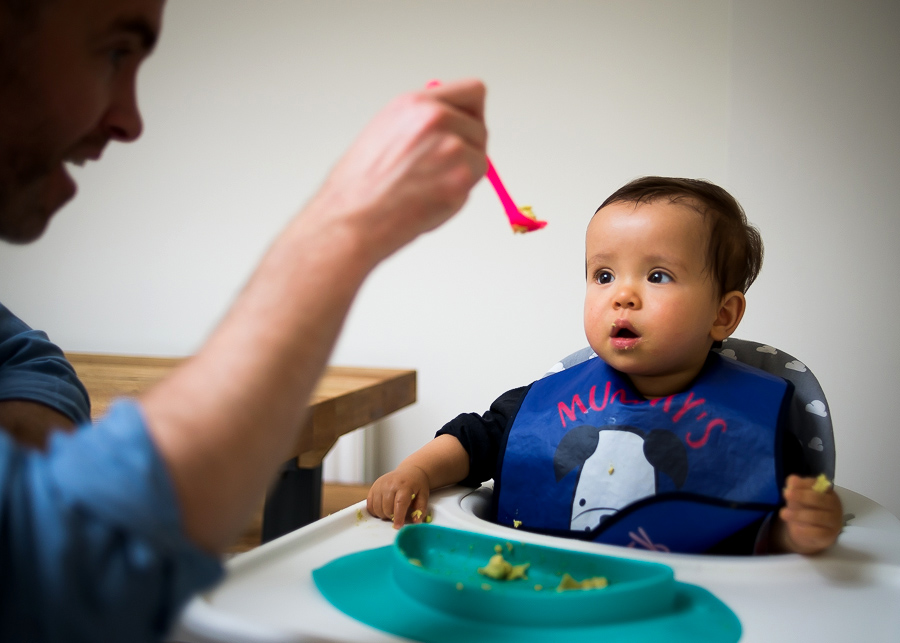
556, 572, 609, 591
479, 553, 513, 579
478, 553, 530, 581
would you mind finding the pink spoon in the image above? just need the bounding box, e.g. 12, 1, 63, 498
426, 80, 547, 234
484, 158, 547, 233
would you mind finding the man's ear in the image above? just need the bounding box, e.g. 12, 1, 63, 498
711, 290, 746, 342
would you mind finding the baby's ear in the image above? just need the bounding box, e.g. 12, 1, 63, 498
710, 290, 746, 342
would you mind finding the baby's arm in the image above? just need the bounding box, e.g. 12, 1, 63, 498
771, 474, 843, 554
367, 434, 470, 529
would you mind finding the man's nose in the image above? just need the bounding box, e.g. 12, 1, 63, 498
103, 76, 144, 142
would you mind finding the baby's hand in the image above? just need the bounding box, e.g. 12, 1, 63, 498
367, 465, 431, 529
776, 474, 843, 554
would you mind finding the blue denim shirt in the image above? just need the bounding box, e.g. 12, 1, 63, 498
0, 305, 222, 641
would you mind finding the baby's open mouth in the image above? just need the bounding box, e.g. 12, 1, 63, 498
610, 320, 640, 338
609, 320, 641, 349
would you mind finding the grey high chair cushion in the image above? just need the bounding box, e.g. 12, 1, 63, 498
544, 338, 835, 480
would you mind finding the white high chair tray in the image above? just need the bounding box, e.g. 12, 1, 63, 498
170, 485, 900, 643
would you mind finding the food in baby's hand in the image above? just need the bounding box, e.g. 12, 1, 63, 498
556, 572, 609, 591
411, 509, 423, 521
812, 473, 833, 493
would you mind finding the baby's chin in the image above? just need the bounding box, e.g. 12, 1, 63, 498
592, 344, 651, 369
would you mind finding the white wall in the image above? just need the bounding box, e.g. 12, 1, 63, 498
0, 1, 896, 516
726, 0, 900, 518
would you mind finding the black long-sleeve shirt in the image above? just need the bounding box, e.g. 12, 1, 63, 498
436, 383, 810, 555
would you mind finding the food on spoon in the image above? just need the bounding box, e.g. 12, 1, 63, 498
511, 205, 539, 233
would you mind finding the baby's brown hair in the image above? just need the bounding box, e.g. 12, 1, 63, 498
597, 177, 763, 295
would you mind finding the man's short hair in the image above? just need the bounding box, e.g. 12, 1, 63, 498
597, 176, 763, 295
0, 0, 54, 23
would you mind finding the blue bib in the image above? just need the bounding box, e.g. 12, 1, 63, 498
492, 353, 791, 554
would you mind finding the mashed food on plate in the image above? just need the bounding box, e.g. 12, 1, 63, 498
476, 544, 609, 591
478, 553, 530, 581
556, 572, 609, 591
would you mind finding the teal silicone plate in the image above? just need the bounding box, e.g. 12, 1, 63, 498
313, 524, 742, 643
394, 523, 674, 625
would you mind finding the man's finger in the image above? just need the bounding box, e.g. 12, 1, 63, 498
424, 78, 487, 122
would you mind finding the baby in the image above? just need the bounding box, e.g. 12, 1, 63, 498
368, 177, 843, 555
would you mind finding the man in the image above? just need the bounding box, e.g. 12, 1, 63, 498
0, 0, 487, 640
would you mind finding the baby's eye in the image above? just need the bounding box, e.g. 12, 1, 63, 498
595, 270, 614, 285
648, 271, 673, 284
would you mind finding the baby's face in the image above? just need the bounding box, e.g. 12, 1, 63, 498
584, 200, 722, 397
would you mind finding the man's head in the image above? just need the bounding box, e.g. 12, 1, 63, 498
584, 177, 761, 398
0, 0, 163, 243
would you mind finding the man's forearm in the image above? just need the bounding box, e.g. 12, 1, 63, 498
141, 208, 374, 552
141, 80, 488, 553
